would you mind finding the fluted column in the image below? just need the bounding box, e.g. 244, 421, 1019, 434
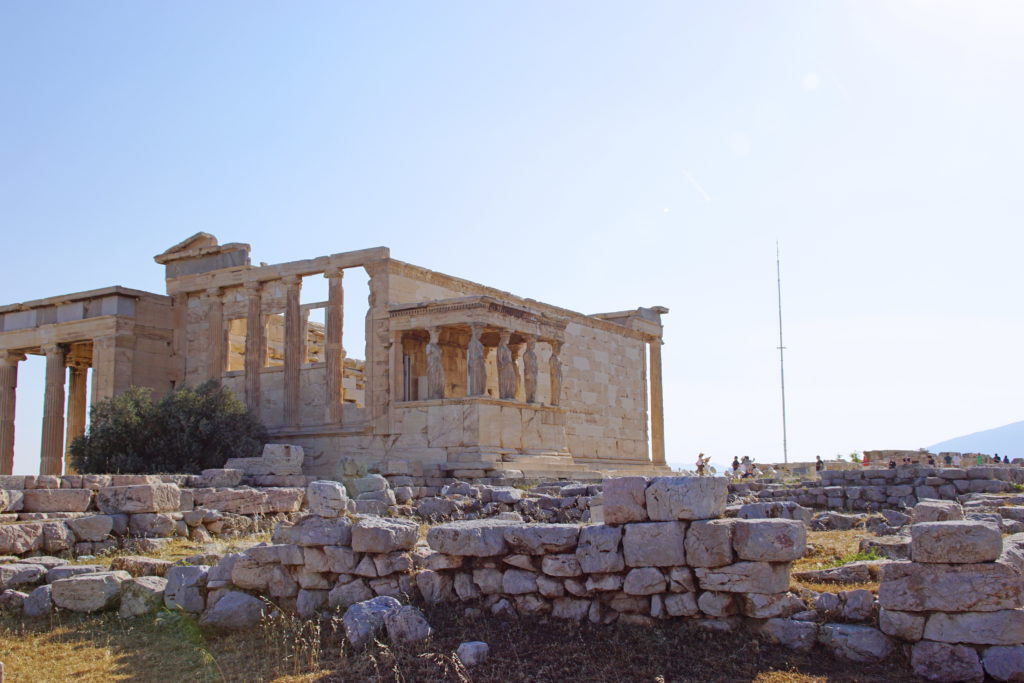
548, 340, 563, 406
324, 268, 346, 424
203, 287, 225, 382
649, 340, 666, 465
283, 276, 303, 426
0, 351, 25, 475
244, 281, 265, 414
40, 343, 67, 475
63, 353, 89, 474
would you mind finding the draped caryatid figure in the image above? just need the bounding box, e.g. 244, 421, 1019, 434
426, 326, 445, 399
467, 323, 487, 396
523, 335, 538, 403
548, 340, 563, 406
497, 330, 517, 400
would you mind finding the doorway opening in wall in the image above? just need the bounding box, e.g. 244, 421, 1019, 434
344, 268, 370, 407
226, 317, 247, 372
645, 343, 654, 465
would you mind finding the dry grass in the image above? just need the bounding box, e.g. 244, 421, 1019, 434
0, 604, 919, 683
791, 529, 880, 594
69, 533, 271, 567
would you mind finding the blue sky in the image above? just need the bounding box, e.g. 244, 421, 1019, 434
2, 1, 1023, 473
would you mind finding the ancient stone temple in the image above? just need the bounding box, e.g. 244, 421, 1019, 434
0, 234, 669, 478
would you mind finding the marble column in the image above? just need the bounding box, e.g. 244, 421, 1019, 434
283, 275, 303, 426
467, 323, 487, 396
63, 353, 89, 473
649, 340, 666, 465
324, 268, 346, 424
0, 351, 25, 475
523, 336, 538, 404
548, 340, 563, 406
40, 343, 67, 475
244, 281, 265, 414
426, 326, 445, 400
203, 287, 225, 382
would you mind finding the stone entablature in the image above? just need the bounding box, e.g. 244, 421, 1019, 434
0, 234, 668, 477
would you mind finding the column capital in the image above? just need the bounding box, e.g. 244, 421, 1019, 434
324, 267, 345, 279
243, 280, 263, 296
0, 350, 27, 366
282, 274, 301, 288
41, 343, 66, 357
202, 286, 223, 301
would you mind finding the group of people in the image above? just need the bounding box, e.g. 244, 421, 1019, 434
730, 455, 765, 479
885, 452, 1014, 469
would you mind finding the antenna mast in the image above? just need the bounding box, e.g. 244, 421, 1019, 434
776, 242, 789, 464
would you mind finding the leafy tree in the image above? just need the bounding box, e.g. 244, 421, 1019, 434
70, 381, 268, 474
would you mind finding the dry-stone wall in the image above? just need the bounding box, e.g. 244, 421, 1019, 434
742, 466, 1024, 511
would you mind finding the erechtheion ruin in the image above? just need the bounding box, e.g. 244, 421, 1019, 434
0, 234, 669, 478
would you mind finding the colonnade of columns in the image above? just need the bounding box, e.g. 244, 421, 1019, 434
416, 323, 562, 405
0, 343, 93, 476
212, 269, 348, 427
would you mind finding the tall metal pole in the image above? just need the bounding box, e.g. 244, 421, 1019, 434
776, 242, 789, 464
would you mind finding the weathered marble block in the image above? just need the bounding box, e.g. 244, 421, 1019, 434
97, 484, 180, 514
879, 561, 1024, 612
622, 521, 686, 567
924, 610, 1024, 646
910, 521, 1002, 564
732, 519, 806, 562
695, 561, 790, 594
21, 489, 92, 513
645, 477, 727, 521
602, 477, 648, 524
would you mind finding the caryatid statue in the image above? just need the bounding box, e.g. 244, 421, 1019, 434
523, 335, 538, 403
426, 326, 445, 400
497, 330, 517, 400
467, 323, 487, 396
548, 340, 563, 406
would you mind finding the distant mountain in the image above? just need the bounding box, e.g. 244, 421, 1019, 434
929, 420, 1024, 458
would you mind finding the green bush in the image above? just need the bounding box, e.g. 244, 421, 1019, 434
70, 381, 268, 474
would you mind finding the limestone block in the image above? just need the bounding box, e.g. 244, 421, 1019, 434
585, 573, 623, 592
455, 572, 482, 600
983, 645, 1024, 683
541, 553, 582, 577
129, 513, 176, 538
67, 515, 114, 542
645, 477, 728, 521
923, 610, 1024, 646
502, 569, 538, 595
0, 523, 43, 555
46, 565, 105, 583
697, 591, 736, 617
193, 487, 304, 515
623, 567, 666, 595
911, 641, 984, 683
576, 524, 624, 574
97, 484, 180, 514
198, 469, 244, 488
668, 567, 696, 592
551, 597, 591, 620
622, 521, 686, 567
684, 519, 734, 568
741, 592, 805, 619
23, 584, 52, 617
351, 474, 389, 495
0, 563, 46, 591
118, 576, 168, 618
276, 514, 352, 547
343, 596, 402, 649
456, 641, 489, 667
246, 544, 303, 565
0, 588, 27, 613
296, 589, 329, 619
329, 578, 373, 609
164, 565, 209, 613
880, 561, 1024, 612
427, 519, 519, 557
732, 519, 806, 562
818, 624, 894, 663
912, 499, 963, 523
536, 574, 564, 598
21, 489, 92, 513
50, 571, 131, 612
472, 568, 504, 594
502, 524, 579, 555
695, 562, 790, 594
350, 517, 418, 553
200, 590, 266, 629
911, 521, 1002, 563
757, 618, 818, 652
41, 521, 75, 554
384, 604, 432, 643
662, 592, 699, 617
110, 555, 173, 578
879, 608, 926, 641
602, 477, 649, 524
